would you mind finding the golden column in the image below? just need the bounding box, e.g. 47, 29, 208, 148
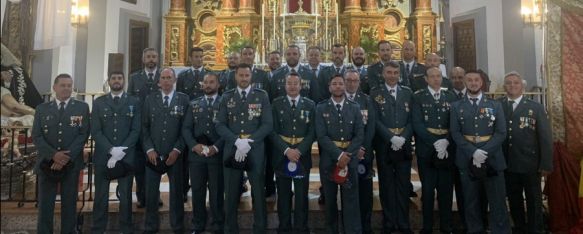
222, 0, 237, 13
164, 0, 187, 66
345, 0, 361, 12
362, 0, 377, 12
410, 0, 436, 61
239, 0, 256, 14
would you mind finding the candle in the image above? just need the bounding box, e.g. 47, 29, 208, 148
261, 1, 265, 41
273, 0, 276, 42
325, 2, 328, 49
335, 0, 339, 41
282, 5, 286, 48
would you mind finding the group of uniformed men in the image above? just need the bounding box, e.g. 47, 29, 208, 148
32, 40, 552, 234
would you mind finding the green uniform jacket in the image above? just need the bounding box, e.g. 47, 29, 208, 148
350, 92, 377, 167
370, 85, 414, 153
399, 61, 426, 89
318, 65, 347, 99
91, 93, 141, 167
315, 99, 364, 172
498, 96, 552, 173
182, 95, 225, 163
270, 96, 316, 174
141, 91, 190, 155
176, 67, 212, 100
128, 69, 160, 103
226, 67, 271, 96
270, 66, 321, 102
32, 99, 90, 171
450, 96, 507, 171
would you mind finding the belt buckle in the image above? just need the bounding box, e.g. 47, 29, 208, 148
474, 136, 480, 143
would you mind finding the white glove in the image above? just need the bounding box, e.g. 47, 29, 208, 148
472, 149, 488, 167
433, 139, 449, 153
235, 138, 254, 154
107, 158, 118, 168
110, 146, 128, 160
437, 150, 448, 159
390, 136, 406, 148
235, 150, 247, 162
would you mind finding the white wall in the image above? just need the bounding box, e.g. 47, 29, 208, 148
1, 0, 6, 31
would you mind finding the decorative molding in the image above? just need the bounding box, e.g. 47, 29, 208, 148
546, 1, 565, 142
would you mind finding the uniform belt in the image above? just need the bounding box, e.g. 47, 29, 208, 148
464, 135, 492, 143
333, 141, 351, 149
279, 135, 304, 145
388, 128, 404, 135
427, 128, 449, 135
239, 134, 251, 139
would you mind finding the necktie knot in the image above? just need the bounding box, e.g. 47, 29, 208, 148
194, 69, 200, 77
241, 91, 247, 101
59, 102, 65, 110
433, 93, 440, 99
148, 72, 154, 81
336, 67, 341, 74
163, 96, 170, 107
336, 104, 342, 112
207, 97, 214, 105
470, 97, 478, 107
113, 96, 120, 104
406, 64, 411, 73
291, 99, 297, 109
290, 68, 296, 73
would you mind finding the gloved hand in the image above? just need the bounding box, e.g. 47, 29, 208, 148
433, 139, 449, 153
437, 150, 449, 159
235, 149, 247, 162
390, 136, 406, 151
472, 149, 488, 167
110, 146, 128, 161
107, 158, 118, 168
235, 139, 254, 154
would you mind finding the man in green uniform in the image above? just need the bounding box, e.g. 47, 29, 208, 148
267, 50, 282, 79
128, 47, 161, 207
271, 45, 321, 101
91, 71, 141, 233
370, 61, 414, 234
367, 40, 395, 91
32, 73, 90, 233
399, 40, 426, 89
216, 63, 273, 234
348, 47, 370, 94
412, 67, 457, 233
271, 72, 316, 233
450, 70, 510, 234
410, 53, 452, 92
500, 72, 552, 234
177, 47, 212, 100
142, 68, 190, 234
316, 74, 364, 234
226, 46, 270, 94
182, 73, 225, 234
344, 69, 376, 233
319, 44, 348, 99
219, 52, 240, 93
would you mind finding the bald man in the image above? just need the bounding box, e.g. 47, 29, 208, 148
450, 67, 466, 100
410, 53, 452, 92
399, 41, 426, 89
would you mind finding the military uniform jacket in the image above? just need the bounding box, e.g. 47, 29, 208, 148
218, 69, 234, 94
141, 91, 190, 156
350, 92, 376, 166
346, 64, 370, 94
450, 96, 507, 171
177, 67, 212, 100
270, 66, 321, 102
315, 99, 364, 171
32, 99, 90, 171
412, 88, 456, 159
367, 61, 388, 93
91, 93, 141, 167
128, 69, 160, 103
226, 67, 271, 96
371, 85, 414, 150
182, 95, 225, 163
270, 96, 316, 173
318, 65, 347, 99
398, 61, 426, 89
215, 88, 273, 152
498, 97, 552, 173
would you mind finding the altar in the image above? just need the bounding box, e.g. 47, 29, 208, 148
163, 0, 438, 69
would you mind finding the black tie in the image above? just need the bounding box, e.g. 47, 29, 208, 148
349, 94, 354, 100
406, 64, 411, 76
508, 100, 515, 117
389, 89, 396, 101
207, 97, 214, 106
312, 68, 317, 74
336, 104, 342, 113
434, 93, 439, 100
241, 91, 247, 102
470, 98, 478, 108
291, 99, 297, 109
194, 69, 200, 79
336, 67, 341, 74
59, 102, 65, 117
163, 96, 169, 107
458, 92, 464, 99
291, 68, 296, 73
148, 72, 154, 82
113, 96, 120, 104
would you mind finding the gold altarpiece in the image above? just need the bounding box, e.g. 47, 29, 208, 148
163, 0, 437, 70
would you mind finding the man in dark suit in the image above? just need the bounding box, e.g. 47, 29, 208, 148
182, 73, 225, 234
271, 72, 316, 233
367, 40, 394, 91
91, 71, 141, 233
450, 70, 511, 234
398, 40, 426, 89
370, 61, 414, 234
271, 45, 321, 101
412, 67, 457, 233
316, 74, 364, 234
345, 69, 376, 234
177, 47, 211, 100
319, 44, 348, 99
142, 68, 190, 234
348, 47, 370, 94
32, 74, 90, 233
216, 63, 273, 234
500, 72, 552, 234
226, 46, 270, 94
128, 47, 161, 208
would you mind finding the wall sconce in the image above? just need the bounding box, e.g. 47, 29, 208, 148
521, 0, 543, 27
71, 0, 89, 27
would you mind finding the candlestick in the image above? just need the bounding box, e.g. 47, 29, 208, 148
335, 0, 339, 41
